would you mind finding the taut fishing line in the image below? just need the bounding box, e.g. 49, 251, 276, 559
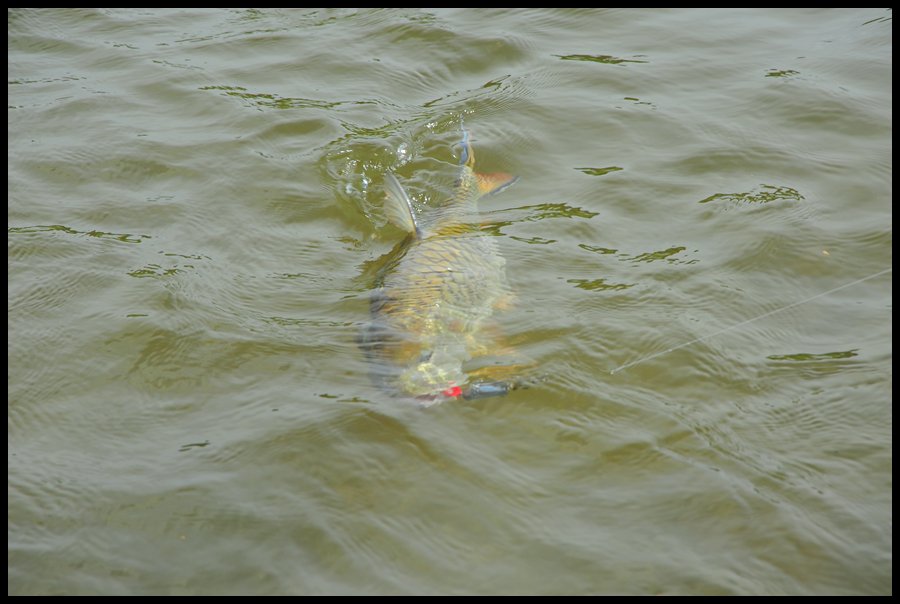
610, 266, 892, 375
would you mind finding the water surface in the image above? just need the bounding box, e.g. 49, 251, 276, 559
8, 8, 892, 595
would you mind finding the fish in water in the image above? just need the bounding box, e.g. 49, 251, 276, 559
360, 129, 531, 404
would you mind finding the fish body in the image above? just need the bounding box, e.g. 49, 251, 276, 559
361, 132, 524, 402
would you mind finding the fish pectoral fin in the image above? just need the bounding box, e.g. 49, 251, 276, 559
466, 361, 534, 379
476, 172, 519, 196
383, 171, 422, 237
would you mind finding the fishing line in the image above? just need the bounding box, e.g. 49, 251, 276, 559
610, 266, 892, 375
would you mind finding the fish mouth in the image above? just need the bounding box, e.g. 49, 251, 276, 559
414, 380, 513, 406
414, 385, 465, 407
369, 343, 529, 403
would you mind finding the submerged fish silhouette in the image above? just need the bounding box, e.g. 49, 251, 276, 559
360, 130, 530, 403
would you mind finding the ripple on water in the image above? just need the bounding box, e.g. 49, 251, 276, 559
8, 7, 892, 596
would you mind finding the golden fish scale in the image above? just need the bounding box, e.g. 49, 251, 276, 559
377, 229, 507, 343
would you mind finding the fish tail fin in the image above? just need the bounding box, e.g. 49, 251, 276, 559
456, 126, 519, 196
476, 172, 519, 196
457, 126, 476, 169
383, 172, 422, 237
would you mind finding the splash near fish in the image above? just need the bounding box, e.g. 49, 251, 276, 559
359, 127, 532, 404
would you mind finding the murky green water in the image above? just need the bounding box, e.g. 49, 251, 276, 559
8, 8, 891, 595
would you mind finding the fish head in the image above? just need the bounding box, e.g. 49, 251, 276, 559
396, 341, 468, 400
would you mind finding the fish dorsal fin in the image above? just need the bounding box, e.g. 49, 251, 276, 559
383, 171, 422, 237
476, 172, 520, 196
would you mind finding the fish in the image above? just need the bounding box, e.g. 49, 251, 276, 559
359, 129, 531, 404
